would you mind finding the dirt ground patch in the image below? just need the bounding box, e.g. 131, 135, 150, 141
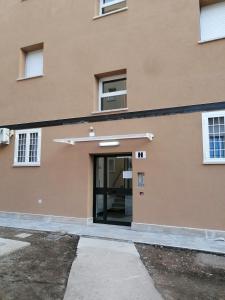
0, 227, 79, 300
136, 243, 225, 300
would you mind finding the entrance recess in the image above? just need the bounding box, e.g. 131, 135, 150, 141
94, 154, 132, 226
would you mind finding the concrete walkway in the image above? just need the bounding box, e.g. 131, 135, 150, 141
0, 215, 225, 254
64, 237, 162, 300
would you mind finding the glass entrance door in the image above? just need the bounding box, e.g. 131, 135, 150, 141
94, 154, 132, 226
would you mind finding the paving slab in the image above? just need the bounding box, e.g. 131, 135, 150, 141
196, 252, 225, 269
64, 237, 163, 300
15, 233, 32, 239
0, 237, 30, 257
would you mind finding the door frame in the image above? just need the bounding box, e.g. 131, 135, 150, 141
93, 153, 132, 226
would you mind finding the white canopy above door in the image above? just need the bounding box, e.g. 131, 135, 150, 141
53, 133, 154, 146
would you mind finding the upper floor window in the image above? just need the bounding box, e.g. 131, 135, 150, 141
99, 0, 126, 15
99, 75, 127, 111
25, 49, 43, 78
202, 111, 225, 164
18, 43, 44, 80
14, 129, 42, 167
200, 1, 225, 42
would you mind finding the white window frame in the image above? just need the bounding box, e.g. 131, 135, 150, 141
14, 128, 42, 167
99, 74, 127, 111
202, 111, 225, 164
99, 0, 126, 15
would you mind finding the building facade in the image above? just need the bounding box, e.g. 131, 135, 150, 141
0, 0, 225, 235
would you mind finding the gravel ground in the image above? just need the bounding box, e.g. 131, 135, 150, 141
136, 243, 225, 300
0, 227, 79, 300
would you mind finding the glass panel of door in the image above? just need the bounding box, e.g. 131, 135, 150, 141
94, 155, 132, 226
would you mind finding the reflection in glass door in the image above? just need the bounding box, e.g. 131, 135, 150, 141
94, 154, 132, 226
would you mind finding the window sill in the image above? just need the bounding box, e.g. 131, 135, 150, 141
203, 160, 225, 165
17, 74, 44, 81
92, 108, 128, 115
198, 36, 225, 44
93, 7, 128, 20
13, 163, 41, 167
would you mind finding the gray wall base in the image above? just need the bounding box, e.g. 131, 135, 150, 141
0, 211, 225, 254
0, 211, 93, 226
132, 222, 225, 241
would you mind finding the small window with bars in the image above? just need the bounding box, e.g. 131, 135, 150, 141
202, 111, 225, 164
14, 129, 41, 166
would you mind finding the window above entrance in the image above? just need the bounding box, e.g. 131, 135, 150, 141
98, 75, 127, 112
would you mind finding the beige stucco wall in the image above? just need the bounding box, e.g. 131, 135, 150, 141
0, 112, 224, 231
0, 0, 225, 125
0, 1, 224, 231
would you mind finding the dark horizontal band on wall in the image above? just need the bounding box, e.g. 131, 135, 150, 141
4, 101, 225, 130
